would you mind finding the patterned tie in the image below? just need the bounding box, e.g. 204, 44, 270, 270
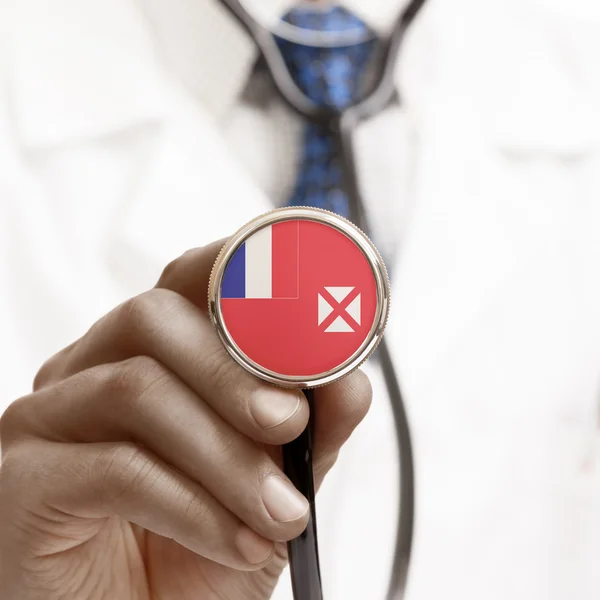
277, 6, 375, 218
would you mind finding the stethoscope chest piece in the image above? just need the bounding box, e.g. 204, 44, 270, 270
208, 206, 390, 389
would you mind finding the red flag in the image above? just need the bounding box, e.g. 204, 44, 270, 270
220, 219, 378, 377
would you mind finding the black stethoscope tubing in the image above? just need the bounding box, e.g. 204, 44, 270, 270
218, 2, 429, 599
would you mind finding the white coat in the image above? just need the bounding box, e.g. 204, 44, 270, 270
1, 0, 600, 599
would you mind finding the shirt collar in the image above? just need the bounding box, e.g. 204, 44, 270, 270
7, 0, 408, 149
240, 0, 408, 34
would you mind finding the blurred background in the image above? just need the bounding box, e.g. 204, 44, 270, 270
1, 0, 600, 599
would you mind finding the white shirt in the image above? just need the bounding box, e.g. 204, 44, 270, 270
2, 1, 600, 599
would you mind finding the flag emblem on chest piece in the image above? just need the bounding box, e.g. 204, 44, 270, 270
209, 208, 389, 387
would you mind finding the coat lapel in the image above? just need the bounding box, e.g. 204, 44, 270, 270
373, 0, 600, 398
381, 102, 579, 397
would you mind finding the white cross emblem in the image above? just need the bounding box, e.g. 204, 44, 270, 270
317, 287, 361, 333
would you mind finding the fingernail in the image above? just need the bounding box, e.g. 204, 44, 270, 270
236, 526, 274, 564
251, 389, 301, 430
261, 476, 309, 523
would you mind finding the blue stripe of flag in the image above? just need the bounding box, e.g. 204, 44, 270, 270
222, 243, 246, 298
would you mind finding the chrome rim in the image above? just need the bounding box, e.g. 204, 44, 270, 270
208, 206, 390, 388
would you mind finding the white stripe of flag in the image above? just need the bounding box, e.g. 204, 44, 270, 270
245, 225, 272, 299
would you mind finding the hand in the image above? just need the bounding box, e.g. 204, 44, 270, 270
0, 241, 372, 600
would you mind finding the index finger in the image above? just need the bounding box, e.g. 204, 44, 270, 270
34, 240, 228, 391
155, 240, 227, 310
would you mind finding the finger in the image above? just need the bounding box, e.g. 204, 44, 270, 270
0, 439, 275, 570
35, 287, 309, 446
2, 358, 310, 542
32, 240, 224, 391
310, 369, 373, 488
155, 240, 227, 310
260, 370, 373, 496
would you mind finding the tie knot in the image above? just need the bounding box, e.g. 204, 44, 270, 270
277, 6, 375, 110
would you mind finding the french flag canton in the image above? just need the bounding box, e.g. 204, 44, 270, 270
222, 221, 299, 299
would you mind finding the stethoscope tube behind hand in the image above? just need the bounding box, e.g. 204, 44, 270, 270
282, 389, 323, 600
218, 2, 430, 599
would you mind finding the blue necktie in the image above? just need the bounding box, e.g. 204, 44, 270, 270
277, 6, 375, 218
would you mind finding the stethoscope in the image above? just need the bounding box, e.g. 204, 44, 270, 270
218, 1, 429, 598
